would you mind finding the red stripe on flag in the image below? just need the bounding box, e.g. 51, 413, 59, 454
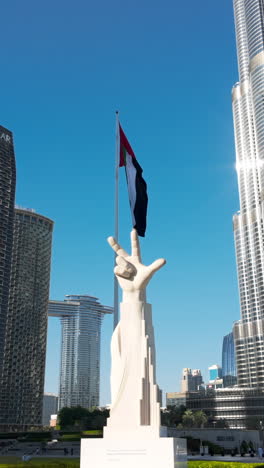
119, 124, 136, 167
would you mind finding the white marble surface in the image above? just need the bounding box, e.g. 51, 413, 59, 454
81, 437, 187, 468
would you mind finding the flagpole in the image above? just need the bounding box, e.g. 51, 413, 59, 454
113, 111, 120, 330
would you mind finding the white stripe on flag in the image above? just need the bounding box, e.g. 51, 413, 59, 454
125, 153, 137, 226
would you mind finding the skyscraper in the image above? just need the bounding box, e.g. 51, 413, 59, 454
42, 393, 58, 426
232, 0, 264, 387
181, 368, 194, 393
222, 332, 237, 387
0, 208, 53, 428
0, 126, 16, 382
208, 364, 222, 383
192, 369, 203, 390
48, 295, 112, 410
180, 368, 203, 392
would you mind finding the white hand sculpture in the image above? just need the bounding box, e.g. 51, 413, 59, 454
108, 229, 166, 302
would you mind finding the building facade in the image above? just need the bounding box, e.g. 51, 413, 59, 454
42, 393, 58, 426
209, 365, 222, 382
168, 428, 261, 452
181, 368, 195, 392
192, 369, 203, 391
48, 295, 112, 410
222, 332, 237, 387
232, 0, 264, 387
186, 387, 264, 429
166, 392, 187, 408
180, 368, 203, 393
0, 209, 53, 428
0, 126, 16, 383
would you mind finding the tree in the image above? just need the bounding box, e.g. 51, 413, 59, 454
84, 408, 109, 429
161, 405, 186, 427
214, 419, 228, 429
58, 406, 109, 430
248, 440, 254, 452
182, 410, 195, 428
193, 410, 208, 428
58, 407, 76, 428
240, 440, 248, 455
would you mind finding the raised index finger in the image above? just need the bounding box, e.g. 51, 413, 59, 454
107, 236, 129, 258
131, 229, 141, 260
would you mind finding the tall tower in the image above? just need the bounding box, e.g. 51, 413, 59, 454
0, 126, 16, 382
232, 0, 264, 387
0, 208, 53, 428
192, 369, 203, 391
181, 368, 195, 393
48, 295, 112, 410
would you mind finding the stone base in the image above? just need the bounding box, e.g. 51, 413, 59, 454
81, 437, 187, 468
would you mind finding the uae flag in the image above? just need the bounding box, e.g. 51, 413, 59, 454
119, 124, 148, 237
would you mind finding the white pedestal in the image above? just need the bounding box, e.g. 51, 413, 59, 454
81, 436, 187, 468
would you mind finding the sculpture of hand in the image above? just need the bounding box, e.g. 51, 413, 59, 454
108, 229, 166, 302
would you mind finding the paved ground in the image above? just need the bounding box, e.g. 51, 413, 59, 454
0, 440, 80, 459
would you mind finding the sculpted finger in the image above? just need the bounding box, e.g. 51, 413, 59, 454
116, 256, 136, 275
107, 236, 129, 257
148, 258, 166, 274
114, 265, 132, 279
131, 229, 141, 260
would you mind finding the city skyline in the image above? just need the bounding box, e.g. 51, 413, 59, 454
0, 0, 239, 405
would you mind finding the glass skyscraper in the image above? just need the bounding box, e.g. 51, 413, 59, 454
208, 364, 222, 382
0, 126, 16, 384
48, 295, 112, 410
232, 0, 264, 387
222, 332, 237, 387
0, 208, 53, 428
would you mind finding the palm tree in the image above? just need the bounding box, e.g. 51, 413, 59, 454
193, 410, 208, 428
182, 410, 195, 428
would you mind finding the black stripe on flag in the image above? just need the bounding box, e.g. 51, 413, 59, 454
130, 158, 148, 237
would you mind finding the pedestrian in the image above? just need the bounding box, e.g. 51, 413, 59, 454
258, 447, 263, 458
71, 448, 73, 456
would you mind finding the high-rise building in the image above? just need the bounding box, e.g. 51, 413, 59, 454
222, 332, 237, 387
180, 368, 203, 393
42, 393, 58, 426
209, 364, 222, 382
0, 208, 53, 428
181, 368, 194, 393
0, 126, 16, 382
192, 369, 203, 390
232, 0, 264, 387
48, 295, 112, 410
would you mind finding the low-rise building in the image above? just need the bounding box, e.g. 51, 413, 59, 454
168, 428, 261, 451
166, 392, 186, 407
186, 387, 264, 429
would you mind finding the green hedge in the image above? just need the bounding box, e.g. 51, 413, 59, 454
189, 462, 264, 468
0, 457, 80, 467
0, 432, 52, 442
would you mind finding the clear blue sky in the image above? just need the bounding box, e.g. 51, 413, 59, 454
1, 0, 239, 404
